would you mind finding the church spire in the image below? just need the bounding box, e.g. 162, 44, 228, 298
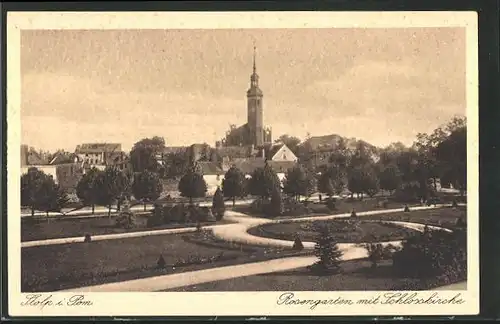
253, 44, 257, 74
250, 43, 259, 88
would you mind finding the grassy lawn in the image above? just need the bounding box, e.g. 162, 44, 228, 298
359, 206, 466, 229
22, 231, 309, 292
168, 259, 460, 292
248, 220, 418, 243
247, 207, 465, 243
21, 214, 234, 242
233, 198, 424, 220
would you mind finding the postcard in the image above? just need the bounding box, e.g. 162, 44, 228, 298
7, 11, 478, 317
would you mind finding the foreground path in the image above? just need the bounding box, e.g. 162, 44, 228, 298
59, 256, 318, 292
21, 223, 234, 248
57, 205, 458, 292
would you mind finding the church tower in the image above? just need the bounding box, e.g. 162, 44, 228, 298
247, 45, 264, 147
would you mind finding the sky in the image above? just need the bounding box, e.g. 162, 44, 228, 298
21, 28, 466, 152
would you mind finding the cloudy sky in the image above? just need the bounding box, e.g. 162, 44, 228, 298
21, 28, 465, 152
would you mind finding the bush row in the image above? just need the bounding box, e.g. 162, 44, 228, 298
147, 204, 219, 227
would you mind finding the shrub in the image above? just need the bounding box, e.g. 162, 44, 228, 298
263, 187, 284, 218
326, 198, 336, 211
404, 205, 410, 212
147, 204, 165, 227
170, 204, 187, 223
83, 234, 92, 243
393, 182, 421, 203
309, 224, 343, 275
452, 199, 459, 208
350, 209, 357, 218
292, 236, 304, 251
212, 187, 226, 221
455, 217, 466, 228
283, 198, 311, 216
115, 211, 136, 229
378, 200, 389, 208
364, 243, 396, 269
392, 228, 467, 281
157, 254, 166, 269
365, 243, 385, 269
250, 198, 265, 215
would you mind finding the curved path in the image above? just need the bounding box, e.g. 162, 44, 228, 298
57, 204, 461, 292
212, 204, 453, 250
22, 203, 452, 248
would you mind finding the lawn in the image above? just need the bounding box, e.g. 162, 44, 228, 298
21, 231, 309, 292
233, 197, 424, 220
248, 220, 418, 243
168, 259, 462, 292
247, 207, 465, 243
359, 206, 466, 229
21, 214, 234, 242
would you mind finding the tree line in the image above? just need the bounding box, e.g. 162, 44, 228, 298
21, 116, 465, 216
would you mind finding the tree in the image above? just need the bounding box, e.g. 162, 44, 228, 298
178, 165, 207, 205
132, 170, 163, 211
347, 165, 379, 199
282, 165, 316, 201
378, 164, 402, 195
267, 185, 284, 217
347, 141, 379, 198
21, 167, 49, 217
434, 119, 467, 195
21, 168, 69, 218
317, 164, 347, 197
248, 163, 281, 199
317, 172, 336, 198
212, 187, 225, 220
162, 149, 190, 179
309, 223, 343, 274
129, 136, 166, 173
76, 167, 103, 214
94, 166, 130, 217
36, 180, 69, 218
275, 134, 301, 155
222, 166, 246, 206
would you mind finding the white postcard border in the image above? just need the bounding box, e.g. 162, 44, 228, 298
7, 11, 479, 317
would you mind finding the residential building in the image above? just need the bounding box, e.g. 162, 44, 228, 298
75, 143, 122, 166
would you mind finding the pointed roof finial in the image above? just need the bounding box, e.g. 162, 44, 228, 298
253, 41, 257, 74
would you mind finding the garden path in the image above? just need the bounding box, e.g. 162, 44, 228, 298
55, 204, 463, 292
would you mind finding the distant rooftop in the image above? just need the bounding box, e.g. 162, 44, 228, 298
75, 143, 122, 154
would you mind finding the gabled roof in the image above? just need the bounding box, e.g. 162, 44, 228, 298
75, 143, 122, 154
49, 152, 78, 165
26, 150, 47, 165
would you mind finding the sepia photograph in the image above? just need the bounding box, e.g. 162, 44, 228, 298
7, 11, 478, 317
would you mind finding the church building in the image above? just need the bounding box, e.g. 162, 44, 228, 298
218, 46, 272, 149
211, 46, 298, 178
